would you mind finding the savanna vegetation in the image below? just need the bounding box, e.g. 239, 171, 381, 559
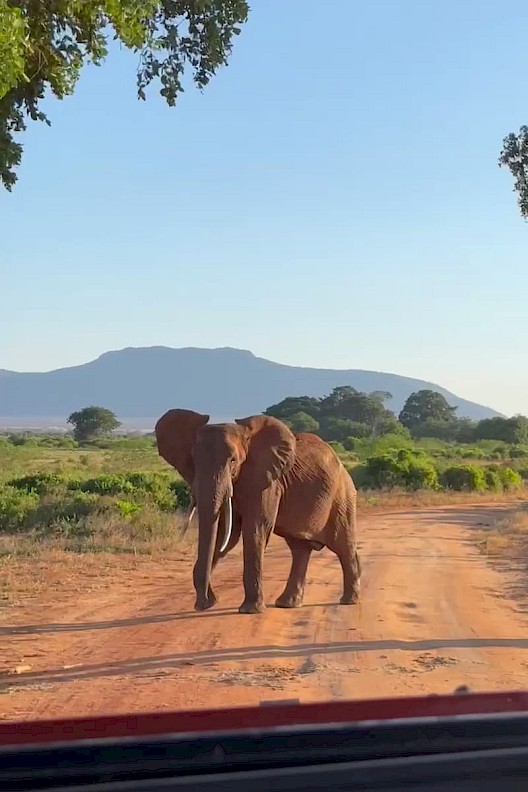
1, 388, 527, 562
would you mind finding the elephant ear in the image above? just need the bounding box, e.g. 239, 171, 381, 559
234, 415, 296, 492
155, 409, 209, 485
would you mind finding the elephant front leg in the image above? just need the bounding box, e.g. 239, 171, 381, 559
238, 489, 280, 614
275, 537, 313, 608
203, 510, 242, 607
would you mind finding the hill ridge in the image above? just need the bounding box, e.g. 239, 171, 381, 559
0, 346, 502, 421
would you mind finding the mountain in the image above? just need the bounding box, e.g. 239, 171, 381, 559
0, 346, 502, 424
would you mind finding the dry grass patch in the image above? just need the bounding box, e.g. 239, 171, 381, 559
478, 507, 528, 557
357, 488, 527, 513
0, 510, 196, 609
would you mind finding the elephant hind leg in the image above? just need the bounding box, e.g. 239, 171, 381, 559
275, 537, 313, 609
336, 541, 361, 605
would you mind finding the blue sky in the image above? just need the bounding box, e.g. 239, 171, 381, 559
1, 0, 528, 415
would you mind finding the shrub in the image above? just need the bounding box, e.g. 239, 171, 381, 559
7, 434, 38, 447
78, 475, 136, 496
347, 462, 369, 489
507, 447, 524, 459
24, 493, 102, 531
484, 469, 503, 492
403, 456, 439, 491
8, 473, 67, 495
168, 479, 191, 509
440, 465, 487, 492
516, 466, 528, 482
115, 500, 142, 519
344, 423, 371, 440
498, 467, 523, 491
0, 486, 39, 531
354, 450, 438, 491
328, 441, 346, 455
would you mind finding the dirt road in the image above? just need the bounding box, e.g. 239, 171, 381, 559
2, 504, 528, 721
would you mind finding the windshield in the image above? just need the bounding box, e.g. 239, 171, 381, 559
1, 0, 528, 725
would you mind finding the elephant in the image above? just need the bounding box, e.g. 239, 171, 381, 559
155, 409, 360, 614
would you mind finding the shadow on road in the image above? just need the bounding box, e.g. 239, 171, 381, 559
3, 636, 528, 690
0, 608, 238, 636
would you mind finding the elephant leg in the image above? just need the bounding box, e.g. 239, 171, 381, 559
238, 487, 280, 614
206, 512, 242, 603
275, 537, 313, 608
336, 540, 361, 605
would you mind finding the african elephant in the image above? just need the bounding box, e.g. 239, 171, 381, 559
155, 409, 360, 614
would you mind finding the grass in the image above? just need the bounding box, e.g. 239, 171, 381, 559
0, 433, 526, 567
477, 506, 528, 557
0, 510, 194, 608
0, 444, 168, 482
357, 488, 527, 512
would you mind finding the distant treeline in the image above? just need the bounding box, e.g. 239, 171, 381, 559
264, 387, 528, 446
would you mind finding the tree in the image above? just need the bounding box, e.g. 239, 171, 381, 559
318, 417, 362, 443
264, 396, 321, 422
67, 406, 121, 442
319, 386, 359, 413
369, 390, 393, 405
474, 415, 528, 445
285, 411, 320, 434
0, 0, 249, 190
374, 413, 410, 438
499, 127, 528, 219
320, 386, 393, 436
399, 390, 456, 432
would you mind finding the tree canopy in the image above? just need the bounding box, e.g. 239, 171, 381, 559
67, 405, 121, 442
473, 415, 528, 445
398, 390, 456, 431
0, 0, 249, 190
265, 387, 527, 446
265, 386, 401, 443
499, 127, 528, 219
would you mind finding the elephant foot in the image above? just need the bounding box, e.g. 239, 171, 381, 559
275, 594, 304, 609
340, 589, 359, 605
238, 599, 266, 614
194, 591, 218, 611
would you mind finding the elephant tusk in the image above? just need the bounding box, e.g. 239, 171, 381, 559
185, 505, 196, 532
219, 496, 232, 554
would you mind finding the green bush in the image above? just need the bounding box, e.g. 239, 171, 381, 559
403, 456, 439, 491
24, 493, 102, 531
115, 500, 142, 518
78, 475, 136, 496
7, 434, 38, 447
498, 467, 523, 491
168, 479, 191, 509
8, 473, 68, 495
344, 423, 371, 440
516, 466, 528, 482
354, 450, 438, 491
0, 486, 39, 531
510, 446, 528, 459
484, 469, 503, 492
328, 441, 346, 455
440, 465, 487, 492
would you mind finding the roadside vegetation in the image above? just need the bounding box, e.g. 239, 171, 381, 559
1, 388, 527, 562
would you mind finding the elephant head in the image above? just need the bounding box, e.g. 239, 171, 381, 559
155, 409, 296, 611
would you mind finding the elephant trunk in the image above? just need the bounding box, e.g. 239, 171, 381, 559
193, 477, 233, 610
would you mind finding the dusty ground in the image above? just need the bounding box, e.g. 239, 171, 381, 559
2, 504, 528, 721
